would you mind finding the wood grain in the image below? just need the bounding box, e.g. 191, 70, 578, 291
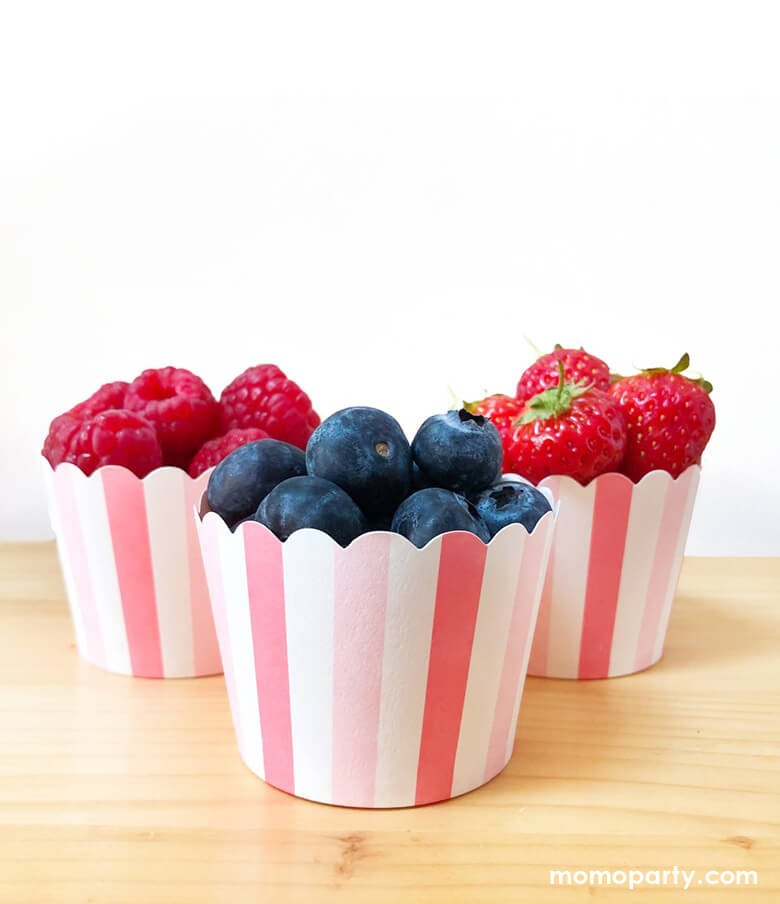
1, 542, 778, 902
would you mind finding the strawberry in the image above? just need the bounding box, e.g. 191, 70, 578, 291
609, 353, 715, 481
504, 364, 626, 485
516, 344, 611, 402
465, 394, 524, 446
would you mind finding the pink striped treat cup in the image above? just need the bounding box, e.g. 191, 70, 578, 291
527, 465, 700, 680
196, 498, 556, 808
43, 460, 222, 678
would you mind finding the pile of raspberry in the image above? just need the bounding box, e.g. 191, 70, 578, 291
42, 364, 320, 479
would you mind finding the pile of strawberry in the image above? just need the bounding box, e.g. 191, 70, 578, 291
470, 346, 716, 485
42, 365, 320, 479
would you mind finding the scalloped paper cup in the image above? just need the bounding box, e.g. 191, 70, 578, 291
42, 460, 222, 678
527, 465, 700, 680
195, 497, 556, 808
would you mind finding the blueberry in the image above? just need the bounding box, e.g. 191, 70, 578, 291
255, 475, 367, 547
472, 480, 552, 538
364, 512, 394, 533
390, 488, 491, 548
410, 460, 434, 492
411, 408, 503, 495
206, 439, 306, 527
306, 407, 411, 516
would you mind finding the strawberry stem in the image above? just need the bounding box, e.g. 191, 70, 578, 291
514, 361, 592, 425
638, 353, 713, 393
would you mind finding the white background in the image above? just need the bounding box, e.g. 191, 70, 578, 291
1, 1, 778, 553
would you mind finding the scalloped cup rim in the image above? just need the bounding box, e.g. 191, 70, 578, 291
197, 499, 558, 554
503, 463, 701, 491
42, 456, 212, 483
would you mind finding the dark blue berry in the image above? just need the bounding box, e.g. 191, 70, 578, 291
471, 480, 552, 538
306, 407, 411, 516
410, 460, 434, 492
364, 512, 394, 532
255, 475, 367, 546
390, 488, 491, 548
206, 439, 306, 527
412, 408, 503, 495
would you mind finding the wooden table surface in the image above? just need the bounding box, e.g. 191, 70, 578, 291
1, 543, 778, 903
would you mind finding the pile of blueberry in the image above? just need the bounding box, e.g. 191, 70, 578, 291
206, 406, 552, 548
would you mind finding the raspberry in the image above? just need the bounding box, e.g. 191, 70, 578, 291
48, 409, 163, 477
188, 427, 270, 477
43, 414, 83, 468
43, 381, 130, 467
71, 381, 130, 418
219, 364, 320, 450
124, 367, 219, 466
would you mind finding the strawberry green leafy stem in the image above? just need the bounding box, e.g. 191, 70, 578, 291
618, 352, 713, 393
515, 361, 592, 425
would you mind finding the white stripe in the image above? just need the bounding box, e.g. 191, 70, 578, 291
652, 468, 700, 663
72, 468, 132, 674
283, 529, 335, 803
504, 515, 555, 763
451, 527, 525, 797
545, 478, 597, 678
608, 471, 669, 677
143, 469, 195, 678
43, 463, 89, 659
374, 536, 440, 807
217, 523, 264, 779
197, 517, 243, 749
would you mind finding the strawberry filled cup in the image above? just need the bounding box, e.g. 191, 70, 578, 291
472, 349, 715, 680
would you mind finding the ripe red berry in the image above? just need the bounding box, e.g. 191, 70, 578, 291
219, 364, 320, 450
124, 367, 219, 466
188, 427, 270, 477
46, 409, 163, 477
467, 394, 525, 446
504, 365, 626, 485
42, 381, 130, 467
609, 354, 716, 481
516, 345, 611, 402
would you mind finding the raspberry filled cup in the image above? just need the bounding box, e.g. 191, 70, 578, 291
42, 365, 321, 678
43, 460, 220, 678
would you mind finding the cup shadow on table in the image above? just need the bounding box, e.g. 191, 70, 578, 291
492, 590, 777, 789
654, 588, 777, 674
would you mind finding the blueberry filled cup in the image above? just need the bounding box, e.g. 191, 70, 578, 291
196, 406, 557, 807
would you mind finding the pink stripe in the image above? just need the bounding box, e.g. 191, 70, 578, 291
53, 469, 106, 668
578, 474, 633, 679
198, 517, 243, 754
527, 476, 559, 676
186, 479, 220, 676
101, 469, 163, 678
332, 533, 391, 807
484, 534, 546, 780
416, 534, 487, 806
634, 471, 694, 670
244, 526, 295, 795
